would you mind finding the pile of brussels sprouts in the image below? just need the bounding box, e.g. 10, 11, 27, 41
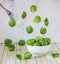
27, 36, 51, 46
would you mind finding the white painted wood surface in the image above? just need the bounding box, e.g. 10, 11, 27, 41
0, 44, 60, 64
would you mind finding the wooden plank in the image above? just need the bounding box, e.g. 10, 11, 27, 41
6, 49, 16, 64
1, 46, 8, 64
51, 44, 60, 64
0, 44, 5, 64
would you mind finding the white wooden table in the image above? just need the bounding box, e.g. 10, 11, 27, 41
0, 43, 60, 64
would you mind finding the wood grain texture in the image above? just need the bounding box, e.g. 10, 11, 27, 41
0, 44, 60, 64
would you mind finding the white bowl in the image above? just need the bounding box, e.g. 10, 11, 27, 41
27, 45, 51, 56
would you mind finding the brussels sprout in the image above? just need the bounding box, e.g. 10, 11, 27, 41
45, 38, 51, 45
39, 38, 47, 46
26, 25, 33, 34
16, 54, 24, 60
24, 52, 32, 59
21, 11, 27, 19
35, 36, 42, 42
51, 53, 59, 58
18, 40, 25, 46
33, 42, 40, 46
40, 26, 47, 34
33, 16, 41, 23
4, 39, 12, 46
27, 39, 36, 46
8, 44, 15, 51
44, 18, 49, 26
8, 19, 16, 27
30, 5, 37, 13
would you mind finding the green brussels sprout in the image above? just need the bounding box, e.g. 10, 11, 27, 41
44, 18, 49, 26
26, 25, 33, 34
30, 5, 37, 13
40, 26, 47, 34
8, 19, 16, 27
35, 36, 42, 42
33, 16, 41, 23
27, 39, 36, 46
45, 38, 51, 45
51, 53, 59, 58
16, 54, 24, 60
4, 39, 12, 46
21, 11, 27, 19
24, 52, 32, 59
39, 38, 47, 46
18, 40, 25, 46
33, 42, 40, 46
8, 45, 15, 51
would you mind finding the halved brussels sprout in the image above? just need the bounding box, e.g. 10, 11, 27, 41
8, 19, 16, 27
33, 16, 41, 23
30, 5, 37, 13
40, 26, 47, 34
26, 25, 33, 34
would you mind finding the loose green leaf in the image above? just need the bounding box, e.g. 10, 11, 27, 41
33, 16, 41, 23
21, 11, 27, 19
26, 25, 33, 34
44, 18, 49, 26
30, 5, 37, 13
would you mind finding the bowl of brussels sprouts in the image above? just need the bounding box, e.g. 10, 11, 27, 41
27, 36, 51, 56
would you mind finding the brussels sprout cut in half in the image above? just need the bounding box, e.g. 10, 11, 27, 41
18, 40, 25, 46
16, 54, 24, 60
4, 39, 12, 46
24, 52, 32, 59
40, 26, 47, 34
44, 18, 49, 26
33, 16, 41, 23
51, 53, 59, 58
21, 11, 27, 19
30, 5, 37, 13
8, 44, 15, 51
26, 25, 33, 34
8, 19, 16, 27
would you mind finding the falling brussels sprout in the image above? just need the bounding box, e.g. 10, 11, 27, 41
26, 25, 33, 34
16, 54, 24, 60
33, 16, 41, 23
8, 19, 16, 27
18, 40, 25, 46
30, 5, 37, 13
8, 44, 15, 51
40, 26, 47, 34
4, 39, 12, 46
44, 18, 49, 26
24, 52, 32, 59
21, 11, 27, 19
27, 39, 36, 46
